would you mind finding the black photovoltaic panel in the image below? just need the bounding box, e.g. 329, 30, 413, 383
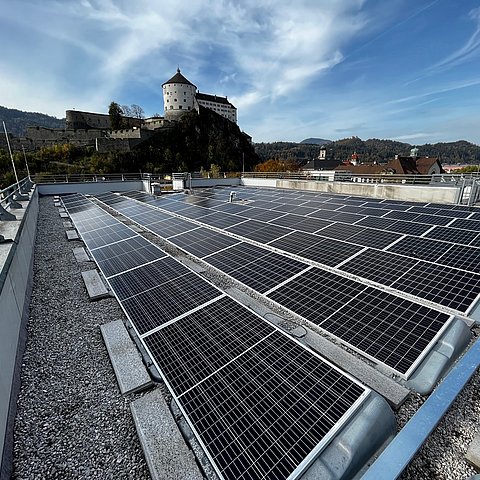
272, 203, 318, 216
228, 252, 308, 293
107, 256, 191, 300
181, 329, 366, 480
270, 214, 332, 233
205, 242, 270, 267
438, 244, 480, 274
81, 224, 138, 250
226, 220, 292, 244
269, 269, 450, 375
307, 209, 339, 220
175, 205, 210, 219
318, 223, 365, 241
213, 202, 253, 214
129, 210, 172, 225
329, 212, 366, 224
424, 226, 480, 246
143, 296, 275, 395
92, 236, 165, 278
449, 218, 480, 231
292, 217, 332, 233
238, 208, 286, 222
319, 288, 450, 375
168, 228, 241, 258
386, 220, 433, 236
356, 216, 396, 229
269, 213, 306, 228
339, 249, 418, 285
390, 262, 480, 312
147, 217, 198, 238
73, 214, 120, 232
357, 207, 389, 217
386, 235, 452, 262
199, 212, 245, 229
122, 273, 223, 335
269, 230, 323, 255
384, 210, 420, 222
267, 268, 365, 320
143, 294, 367, 480
348, 228, 402, 249
300, 237, 363, 266
414, 213, 452, 226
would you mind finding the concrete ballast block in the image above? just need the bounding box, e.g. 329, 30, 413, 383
81, 270, 109, 300
466, 433, 480, 471
100, 320, 153, 395
66, 230, 79, 241
63, 221, 73, 229
72, 247, 90, 263
59, 212, 69, 219
130, 388, 203, 480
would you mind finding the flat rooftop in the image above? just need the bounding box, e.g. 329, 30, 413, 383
3, 182, 480, 479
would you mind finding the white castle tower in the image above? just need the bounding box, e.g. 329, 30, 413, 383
162, 68, 197, 119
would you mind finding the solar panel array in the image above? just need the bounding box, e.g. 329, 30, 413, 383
61, 193, 370, 480
88, 188, 480, 380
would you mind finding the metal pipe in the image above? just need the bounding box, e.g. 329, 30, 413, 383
361, 337, 480, 480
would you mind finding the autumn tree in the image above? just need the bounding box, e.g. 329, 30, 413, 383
254, 158, 299, 172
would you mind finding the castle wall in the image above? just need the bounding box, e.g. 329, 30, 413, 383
65, 110, 143, 130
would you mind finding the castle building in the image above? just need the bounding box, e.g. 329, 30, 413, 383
162, 68, 237, 123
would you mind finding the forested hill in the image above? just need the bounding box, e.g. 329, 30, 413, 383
254, 137, 480, 164
0, 106, 65, 136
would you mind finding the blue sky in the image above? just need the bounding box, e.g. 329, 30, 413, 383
1, 0, 479, 145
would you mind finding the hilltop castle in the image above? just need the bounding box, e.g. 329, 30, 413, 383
65, 68, 236, 129
1, 69, 239, 152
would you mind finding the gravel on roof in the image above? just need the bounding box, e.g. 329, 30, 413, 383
12, 197, 151, 479
10, 194, 480, 480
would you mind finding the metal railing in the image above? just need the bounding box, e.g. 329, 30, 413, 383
30, 172, 173, 185
0, 177, 33, 221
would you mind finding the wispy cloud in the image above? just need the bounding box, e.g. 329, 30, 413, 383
428, 7, 480, 72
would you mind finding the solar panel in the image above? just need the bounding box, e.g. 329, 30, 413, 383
385, 220, 434, 236
424, 226, 480, 246
317, 223, 365, 241
339, 249, 418, 285
384, 211, 420, 222
80, 223, 138, 250
239, 208, 286, 222
319, 288, 450, 376
226, 220, 292, 244
269, 231, 323, 256
448, 218, 480, 230
386, 235, 452, 262
199, 212, 245, 228
107, 256, 191, 300
300, 237, 363, 266
143, 296, 368, 480
268, 269, 450, 376
437, 244, 480, 274
168, 228, 241, 258
390, 262, 480, 312
121, 273, 223, 335
146, 217, 198, 238
92, 236, 164, 278
348, 228, 402, 249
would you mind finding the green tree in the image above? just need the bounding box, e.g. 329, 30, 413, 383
108, 102, 124, 130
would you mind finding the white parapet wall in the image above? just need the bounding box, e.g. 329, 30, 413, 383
275, 179, 460, 204
0, 189, 38, 478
